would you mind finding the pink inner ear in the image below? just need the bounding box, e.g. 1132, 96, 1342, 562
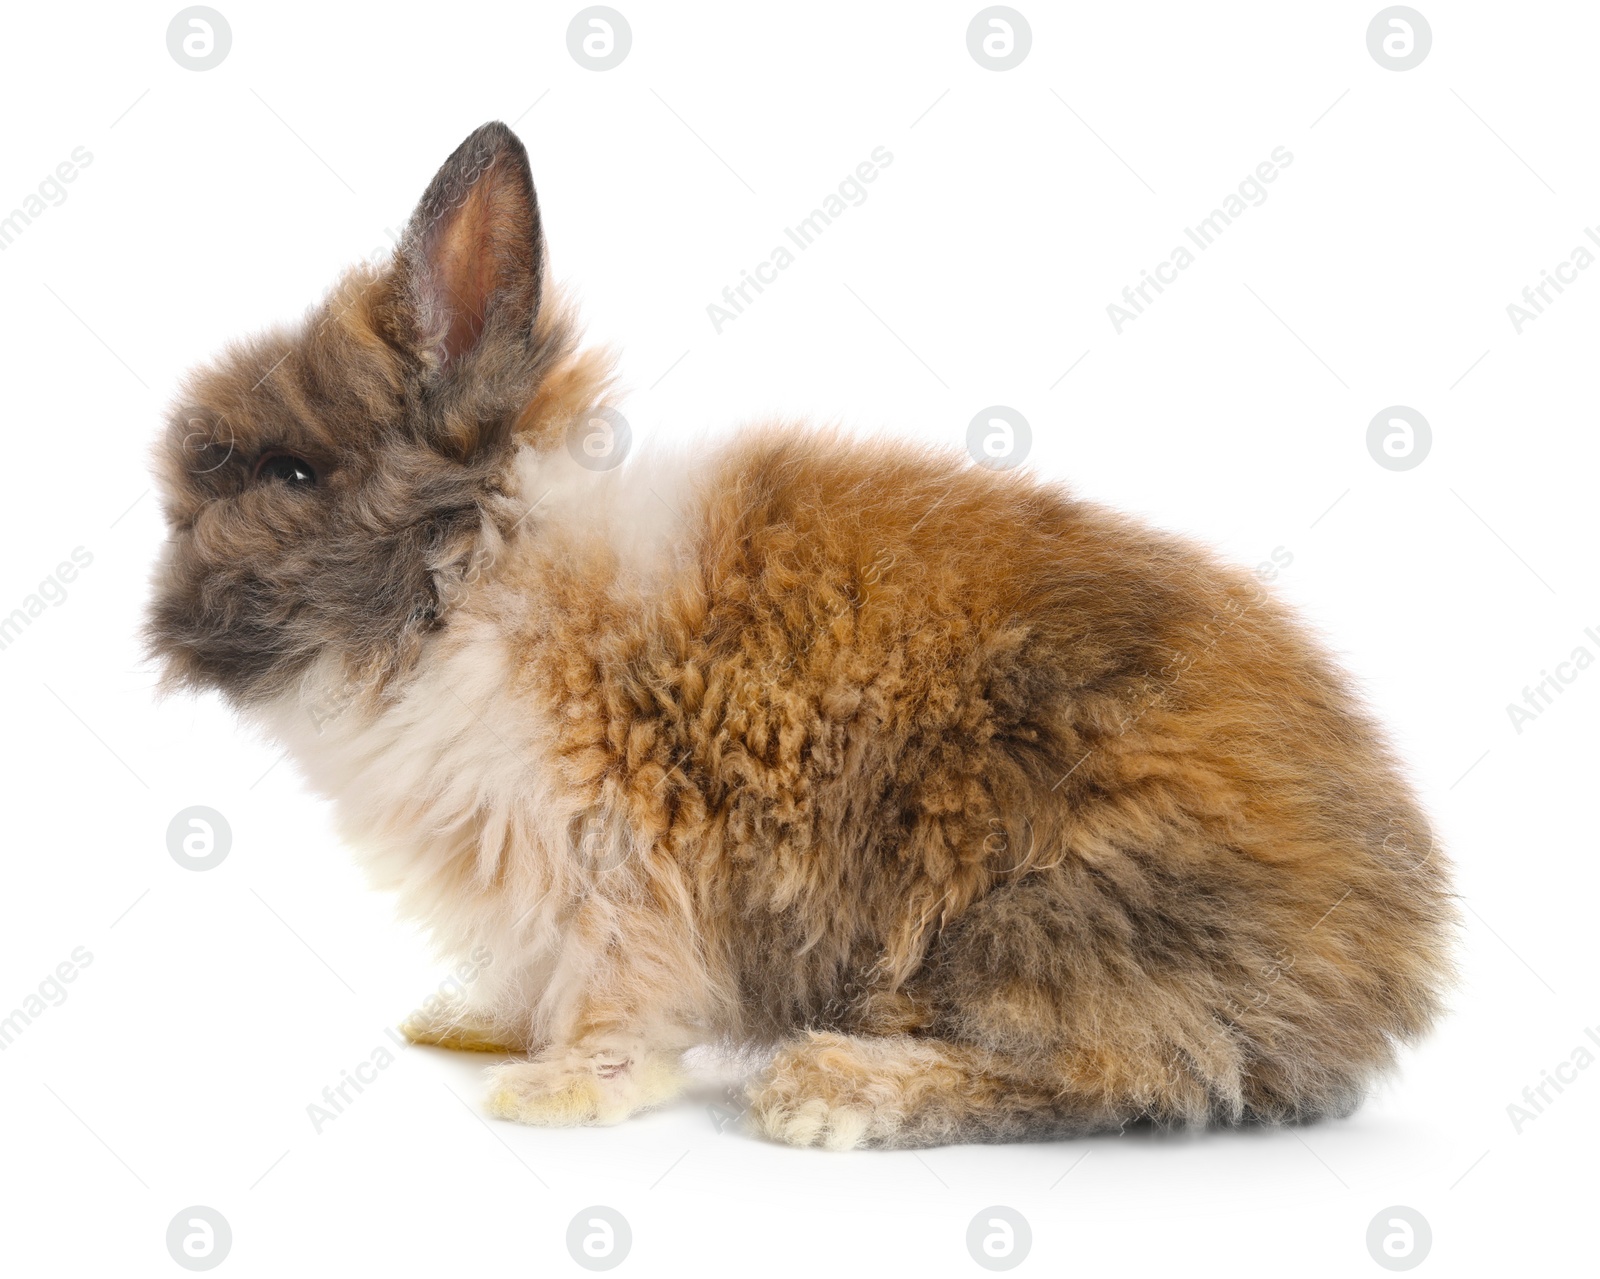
418, 163, 536, 367
429, 183, 491, 364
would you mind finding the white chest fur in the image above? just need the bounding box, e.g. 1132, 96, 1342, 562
254, 437, 711, 1033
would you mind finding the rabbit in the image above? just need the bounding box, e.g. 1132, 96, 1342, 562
146, 121, 1455, 1150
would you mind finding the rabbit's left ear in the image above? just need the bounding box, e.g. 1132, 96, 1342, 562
398, 121, 543, 371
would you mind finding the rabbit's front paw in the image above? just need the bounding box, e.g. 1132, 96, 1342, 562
485, 1045, 683, 1126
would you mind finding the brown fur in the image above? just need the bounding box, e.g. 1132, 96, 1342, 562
147, 123, 1455, 1148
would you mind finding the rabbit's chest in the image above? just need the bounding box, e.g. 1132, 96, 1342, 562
264, 627, 587, 948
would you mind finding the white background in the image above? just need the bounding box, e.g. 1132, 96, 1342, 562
1, 1, 1595, 1275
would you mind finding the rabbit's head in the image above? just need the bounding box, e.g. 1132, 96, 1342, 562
147, 122, 576, 707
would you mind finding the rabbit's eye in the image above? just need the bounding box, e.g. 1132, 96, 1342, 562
252, 452, 318, 487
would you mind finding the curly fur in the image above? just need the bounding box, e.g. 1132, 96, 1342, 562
146, 122, 1456, 1149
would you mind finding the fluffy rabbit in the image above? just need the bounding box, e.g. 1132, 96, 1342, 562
147, 122, 1454, 1149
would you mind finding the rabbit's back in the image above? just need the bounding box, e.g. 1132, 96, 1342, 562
571, 429, 1455, 1130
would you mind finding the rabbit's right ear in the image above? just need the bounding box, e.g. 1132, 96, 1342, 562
395, 121, 544, 374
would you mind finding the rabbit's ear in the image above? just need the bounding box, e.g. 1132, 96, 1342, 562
398, 121, 543, 371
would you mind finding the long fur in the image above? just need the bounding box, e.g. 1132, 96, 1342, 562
146, 122, 1456, 1149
